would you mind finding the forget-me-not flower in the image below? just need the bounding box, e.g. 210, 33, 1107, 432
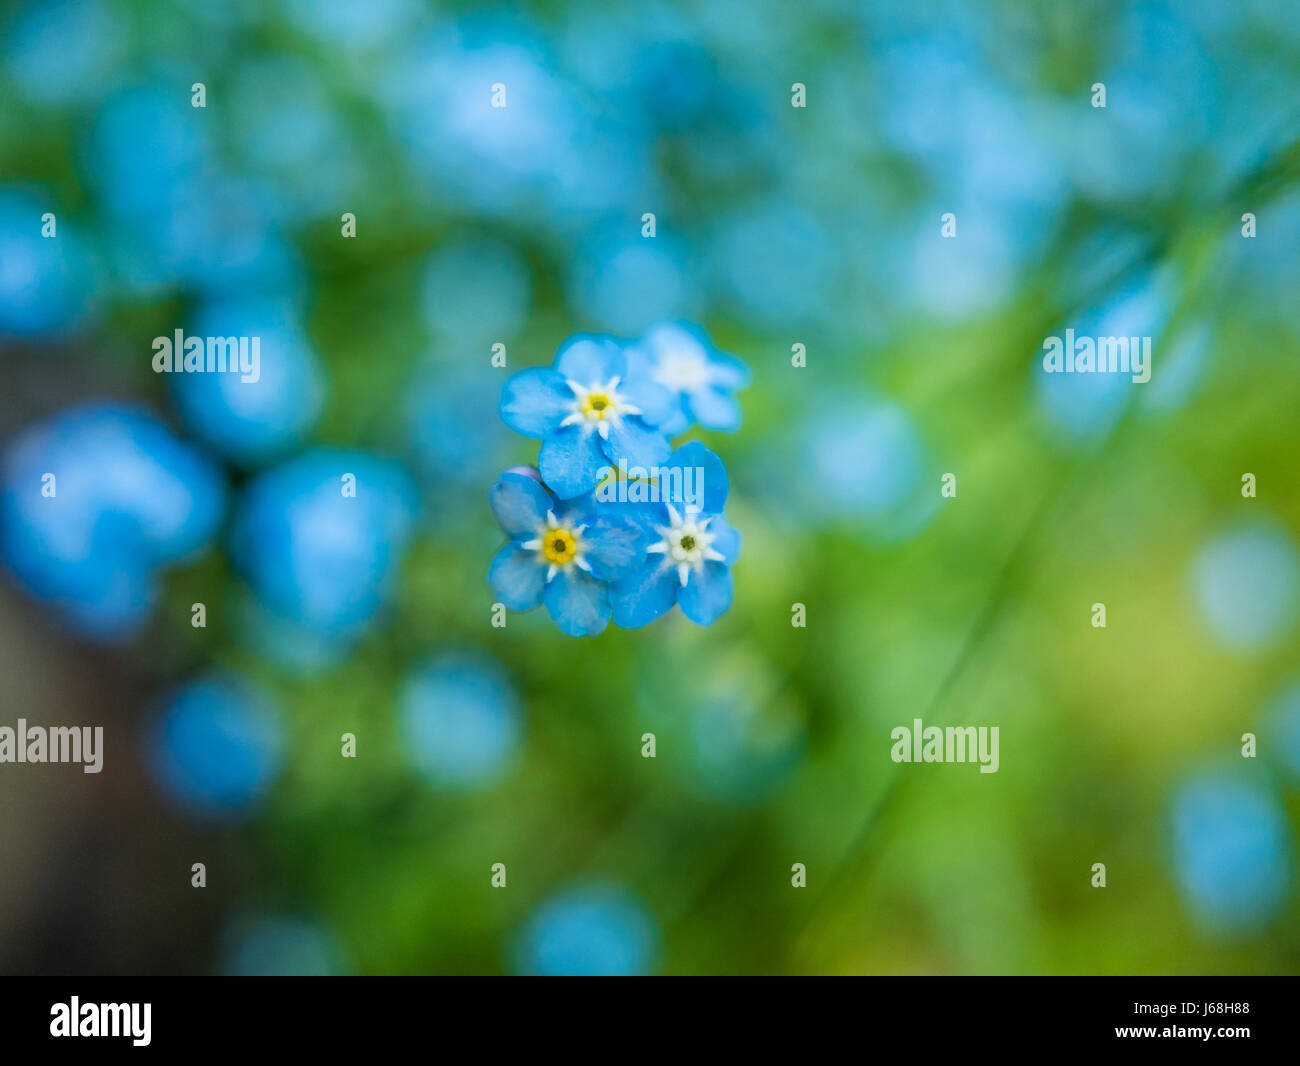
488, 467, 641, 637
627, 320, 750, 435
607, 441, 741, 628
500, 334, 675, 499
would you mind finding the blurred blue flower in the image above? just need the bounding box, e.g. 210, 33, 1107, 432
568, 228, 698, 335
229, 449, 417, 650
399, 652, 522, 790
87, 79, 212, 222
170, 298, 326, 467
511, 882, 658, 976
147, 674, 285, 818
500, 335, 674, 499
220, 913, 344, 976
228, 54, 360, 221
1171, 772, 1292, 935
488, 468, 641, 637
420, 237, 531, 348
1191, 519, 1300, 651
0, 403, 225, 641
3, 0, 125, 106
407, 362, 511, 489
627, 321, 750, 435
382, 18, 649, 220
709, 196, 835, 327
1034, 270, 1172, 446
609, 441, 741, 628
1264, 682, 1300, 783
280, 0, 418, 50
0, 188, 94, 336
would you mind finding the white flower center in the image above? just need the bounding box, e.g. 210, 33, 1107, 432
651, 349, 711, 393
646, 504, 726, 587
560, 376, 640, 440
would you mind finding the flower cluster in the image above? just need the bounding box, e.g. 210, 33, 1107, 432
489, 322, 747, 637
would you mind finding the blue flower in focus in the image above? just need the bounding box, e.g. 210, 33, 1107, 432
1171, 773, 1292, 934
627, 320, 750, 435
229, 448, 417, 651
607, 441, 740, 628
488, 468, 642, 637
0, 403, 225, 641
147, 674, 285, 818
399, 652, 522, 790
500, 334, 674, 499
170, 298, 326, 467
511, 882, 658, 976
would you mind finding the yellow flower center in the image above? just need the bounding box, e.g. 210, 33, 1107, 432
582, 392, 612, 418
679, 534, 696, 551
543, 528, 578, 564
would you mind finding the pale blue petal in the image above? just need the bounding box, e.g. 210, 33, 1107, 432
678, 562, 733, 626
501, 368, 572, 438
489, 543, 546, 611
583, 514, 647, 582
686, 386, 742, 432
539, 424, 607, 499
706, 515, 742, 564
545, 567, 610, 637
610, 559, 680, 629
661, 440, 728, 515
708, 351, 751, 389
622, 369, 679, 427
601, 416, 671, 470
555, 335, 626, 385
489, 472, 553, 538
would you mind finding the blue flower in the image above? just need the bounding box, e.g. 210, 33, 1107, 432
399, 651, 522, 790
488, 467, 642, 637
627, 320, 750, 434
0, 402, 225, 641
511, 882, 658, 976
147, 674, 285, 819
220, 913, 344, 976
1171, 772, 1292, 934
229, 448, 417, 651
500, 334, 675, 499
607, 441, 741, 628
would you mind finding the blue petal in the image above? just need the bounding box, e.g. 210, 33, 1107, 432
678, 562, 733, 626
539, 425, 607, 499
660, 440, 728, 515
706, 515, 742, 564
653, 400, 691, 437
545, 567, 610, 636
489, 543, 546, 611
601, 416, 671, 471
610, 559, 680, 629
501, 368, 572, 438
622, 363, 680, 427
582, 514, 647, 582
686, 386, 742, 432
489, 472, 553, 538
708, 351, 751, 389
555, 334, 626, 385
